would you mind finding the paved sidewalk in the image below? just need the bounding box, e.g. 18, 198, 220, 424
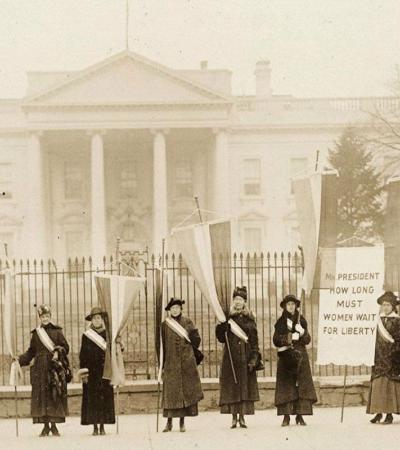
0, 407, 396, 450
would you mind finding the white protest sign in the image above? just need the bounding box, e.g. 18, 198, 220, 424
316, 246, 384, 366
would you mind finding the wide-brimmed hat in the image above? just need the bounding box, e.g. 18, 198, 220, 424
85, 306, 105, 321
37, 304, 51, 317
280, 294, 301, 309
377, 291, 399, 307
165, 298, 185, 311
233, 286, 247, 301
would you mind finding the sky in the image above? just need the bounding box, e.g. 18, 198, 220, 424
0, 0, 399, 99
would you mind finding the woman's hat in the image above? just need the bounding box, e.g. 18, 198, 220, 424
85, 306, 105, 321
233, 286, 247, 301
165, 298, 185, 311
377, 291, 399, 307
280, 294, 301, 309
37, 304, 51, 317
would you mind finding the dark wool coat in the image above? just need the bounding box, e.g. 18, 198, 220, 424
162, 316, 204, 410
79, 330, 115, 425
19, 323, 69, 423
371, 315, 400, 382
273, 311, 317, 407
216, 311, 260, 406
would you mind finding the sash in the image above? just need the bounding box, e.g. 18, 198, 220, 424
36, 326, 56, 353
287, 318, 293, 331
228, 318, 249, 343
165, 317, 191, 342
377, 317, 396, 344
84, 328, 107, 351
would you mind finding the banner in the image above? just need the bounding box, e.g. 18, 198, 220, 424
154, 268, 168, 382
95, 274, 144, 386
316, 246, 384, 366
292, 170, 338, 293
384, 176, 400, 291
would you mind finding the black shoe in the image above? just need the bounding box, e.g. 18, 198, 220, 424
383, 414, 393, 425
231, 416, 238, 429
238, 415, 247, 428
99, 424, 105, 435
39, 425, 50, 437
163, 420, 172, 432
50, 424, 60, 436
295, 415, 306, 426
370, 413, 382, 424
281, 415, 290, 427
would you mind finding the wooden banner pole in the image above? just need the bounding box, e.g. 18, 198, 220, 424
340, 365, 348, 423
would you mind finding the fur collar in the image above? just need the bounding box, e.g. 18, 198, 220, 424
229, 304, 255, 320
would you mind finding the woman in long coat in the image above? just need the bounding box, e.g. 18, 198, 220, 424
367, 291, 400, 424
216, 286, 260, 429
162, 298, 203, 432
18, 304, 69, 437
79, 306, 115, 435
273, 294, 317, 426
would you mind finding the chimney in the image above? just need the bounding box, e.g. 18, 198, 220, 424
255, 60, 272, 97
200, 60, 208, 70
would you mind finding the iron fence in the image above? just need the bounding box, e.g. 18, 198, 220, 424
0, 252, 370, 386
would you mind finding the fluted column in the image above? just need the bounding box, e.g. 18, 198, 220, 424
25, 132, 47, 259
212, 128, 230, 216
152, 129, 168, 257
90, 131, 107, 265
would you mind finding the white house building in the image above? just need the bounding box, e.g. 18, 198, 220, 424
0, 50, 397, 263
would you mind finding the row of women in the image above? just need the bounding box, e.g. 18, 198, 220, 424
15, 288, 400, 437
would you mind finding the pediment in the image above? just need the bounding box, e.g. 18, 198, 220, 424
239, 210, 268, 221
25, 51, 231, 106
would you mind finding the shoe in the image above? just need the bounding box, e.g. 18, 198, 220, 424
50, 424, 60, 436
92, 429, 98, 436
230, 416, 238, 429
39, 425, 50, 437
238, 416, 247, 428
179, 418, 185, 432
281, 415, 290, 427
99, 425, 105, 435
370, 413, 382, 424
382, 414, 393, 425
295, 415, 306, 426
163, 420, 172, 432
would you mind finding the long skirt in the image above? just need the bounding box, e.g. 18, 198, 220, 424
367, 376, 400, 414
163, 403, 198, 418
277, 398, 313, 416
220, 400, 255, 415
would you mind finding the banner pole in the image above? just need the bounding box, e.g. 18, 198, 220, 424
340, 365, 348, 423
225, 332, 238, 384
14, 384, 19, 437
194, 197, 203, 222
116, 385, 120, 434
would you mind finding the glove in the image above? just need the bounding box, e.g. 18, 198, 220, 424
292, 332, 300, 341
218, 321, 231, 334
295, 324, 305, 335
248, 362, 256, 372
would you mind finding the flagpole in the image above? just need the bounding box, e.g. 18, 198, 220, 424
156, 238, 166, 432
340, 365, 348, 423
115, 238, 121, 435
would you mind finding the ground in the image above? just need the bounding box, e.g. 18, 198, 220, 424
0, 407, 396, 450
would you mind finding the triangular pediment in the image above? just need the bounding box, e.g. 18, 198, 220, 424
25, 51, 231, 106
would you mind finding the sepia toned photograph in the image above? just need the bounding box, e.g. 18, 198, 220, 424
0, 1, 399, 448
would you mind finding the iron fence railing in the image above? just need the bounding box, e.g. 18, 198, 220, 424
0, 252, 370, 385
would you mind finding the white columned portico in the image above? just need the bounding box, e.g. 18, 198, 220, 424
212, 128, 230, 216
25, 132, 47, 259
89, 131, 107, 265
152, 129, 168, 257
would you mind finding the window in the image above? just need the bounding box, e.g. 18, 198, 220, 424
121, 220, 136, 242
175, 160, 193, 198
243, 159, 261, 196
64, 161, 83, 200
0, 163, 14, 200
244, 227, 262, 252
120, 162, 138, 199
290, 157, 308, 194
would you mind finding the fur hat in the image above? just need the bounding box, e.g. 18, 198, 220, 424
280, 294, 301, 309
37, 304, 51, 317
233, 286, 247, 301
85, 306, 105, 321
165, 298, 185, 311
377, 291, 399, 307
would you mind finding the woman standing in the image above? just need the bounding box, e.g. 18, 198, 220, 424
273, 294, 317, 426
216, 286, 260, 429
367, 291, 400, 424
79, 307, 115, 435
162, 298, 203, 432
18, 304, 70, 437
